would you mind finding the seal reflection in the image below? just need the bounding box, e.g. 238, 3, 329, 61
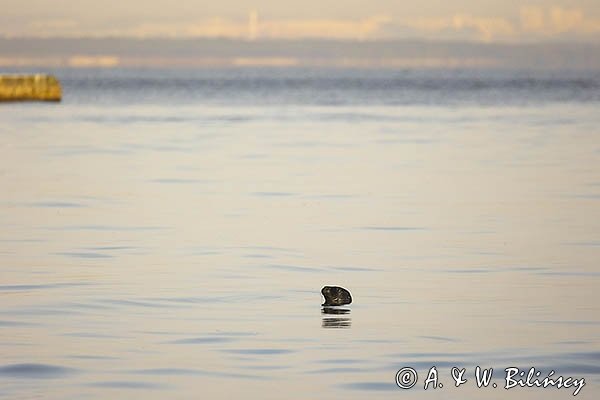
321, 307, 351, 329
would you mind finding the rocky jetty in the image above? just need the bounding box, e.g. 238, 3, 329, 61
0, 74, 61, 102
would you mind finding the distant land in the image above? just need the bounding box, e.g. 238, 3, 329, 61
1, 37, 599, 69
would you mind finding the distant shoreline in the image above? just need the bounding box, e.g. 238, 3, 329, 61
1, 38, 599, 70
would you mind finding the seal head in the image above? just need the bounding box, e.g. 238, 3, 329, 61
321, 286, 352, 306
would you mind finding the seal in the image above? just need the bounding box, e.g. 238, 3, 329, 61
321, 286, 352, 306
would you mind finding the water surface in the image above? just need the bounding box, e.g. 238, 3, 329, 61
1, 67, 599, 399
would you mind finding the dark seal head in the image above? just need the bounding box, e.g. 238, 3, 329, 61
321, 286, 352, 306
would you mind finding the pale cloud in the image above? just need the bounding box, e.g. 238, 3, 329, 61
3, 19, 82, 37
402, 6, 600, 42
2, 6, 600, 42
183, 18, 249, 38
28, 19, 80, 31
549, 7, 584, 33
96, 15, 391, 40
520, 6, 546, 33
122, 19, 249, 38
406, 14, 515, 41
520, 6, 600, 36
258, 16, 391, 40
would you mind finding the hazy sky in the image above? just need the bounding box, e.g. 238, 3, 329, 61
2, 0, 600, 42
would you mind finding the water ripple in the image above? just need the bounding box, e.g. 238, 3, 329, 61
45, 224, 167, 231
130, 368, 199, 376
0, 283, 87, 292
266, 264, 322, 272
0, 363, 76, 379
223, 348, 294, 355
360, 226, 426, 231
306, 367, 364, 374
88, 380, 167, 389
251, 192, 296, 197
169, 337, 235, 344
341, 382, 398, 391
27, 201, 86, 208
55, 252, 114, 259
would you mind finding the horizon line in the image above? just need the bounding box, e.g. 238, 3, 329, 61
1, 35, 599, 46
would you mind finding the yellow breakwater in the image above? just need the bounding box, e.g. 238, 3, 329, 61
0, 74, 62, 102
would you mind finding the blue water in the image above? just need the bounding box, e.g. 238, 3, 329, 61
0, 67, 599, 399
4, 67, 600, 106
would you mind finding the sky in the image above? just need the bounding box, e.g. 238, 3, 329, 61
1, 0, 600, 42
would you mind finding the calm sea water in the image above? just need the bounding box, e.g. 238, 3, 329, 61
1, 67, 599, 399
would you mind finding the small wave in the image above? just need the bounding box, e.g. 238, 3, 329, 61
341, 382, 398, 391
0, 363, 76, 379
